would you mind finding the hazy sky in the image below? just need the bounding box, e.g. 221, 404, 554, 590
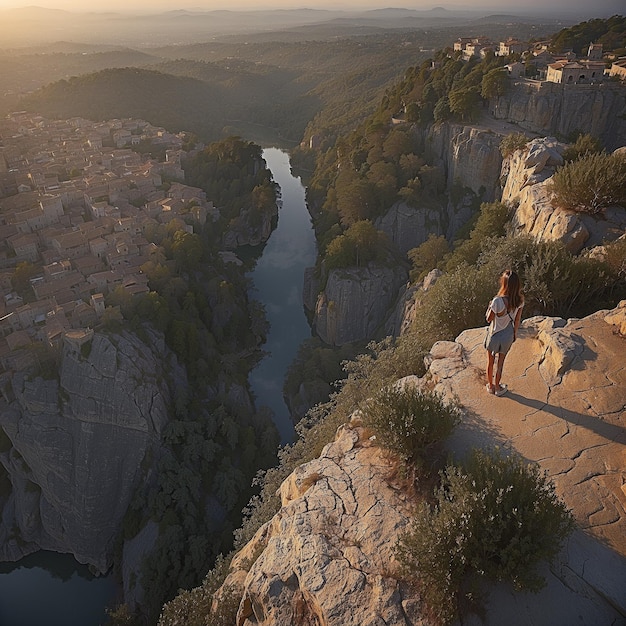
0, 0, 622, 14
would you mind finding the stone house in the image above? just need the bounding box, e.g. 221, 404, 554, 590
6, 329, 31, 351
87, 269, 124, 292
31, 271, 86, 300
89, 237, 109, 259
587, 42, 603, 60
15, 298, 57, 328
0, 312, 20, 336
8, 233, 39, 261
545, 60, 605, 84
121, 274, 149, 297
0, 272, 13, 292
609, 60, 626, 80
43, 260, 71, 279
499, 39, 526, 56
506, 62, 525, 78
454, 38, 473, 52
73, 255, 105, 277
51, 230, 89, 259
70, 301, 98, 329
90, 293, 105, 316
113, 129, 132, 148
13, 207, 47, 233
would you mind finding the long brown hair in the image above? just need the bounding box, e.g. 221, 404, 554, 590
497, 270, 523, 310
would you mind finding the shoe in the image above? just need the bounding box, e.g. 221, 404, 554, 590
494, 384, 508, 397
485, 384, 494, 394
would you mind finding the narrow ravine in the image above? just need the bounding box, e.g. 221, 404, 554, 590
247, 147, 317, 444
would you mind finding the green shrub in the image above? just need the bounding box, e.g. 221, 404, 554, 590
479, 236, 623, 317
396, 449, 575, 625
499, 132, 530, 158
412, 263, 494, 348
363, 385, 460, 468
548, 151, 626, 214
604, 237, 626, 279
408, 234, 449, 283
445, 201, 511, 271
562, 133, 603, 162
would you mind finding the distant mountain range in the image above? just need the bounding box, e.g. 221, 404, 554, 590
0, 6, 575, 48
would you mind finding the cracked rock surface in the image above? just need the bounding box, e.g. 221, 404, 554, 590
429, 301, 626, 624
220, 302, 625, 625
0, 329, 183, 571
224, 424, 422, 626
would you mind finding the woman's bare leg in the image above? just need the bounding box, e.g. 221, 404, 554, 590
486, 350, 496, 392
495, 352, 507, 390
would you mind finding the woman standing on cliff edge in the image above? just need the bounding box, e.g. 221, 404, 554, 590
484, 270, 524, 396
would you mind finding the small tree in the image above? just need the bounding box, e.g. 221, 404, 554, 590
408, 234, 449, 282
499, 132, 530, 158
481, 68, 509, 99
448, 86, 481, 122
548, 151, 626, 214
562, 133, 603, 162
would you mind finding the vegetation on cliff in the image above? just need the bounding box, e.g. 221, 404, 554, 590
396, 449, 575, 625
548, 150, 626, 214
104, 138, 280, 624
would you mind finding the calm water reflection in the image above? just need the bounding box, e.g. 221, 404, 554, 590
0, 551, 117, 626
248, 148, 317, 443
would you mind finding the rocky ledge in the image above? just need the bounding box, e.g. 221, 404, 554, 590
216, 302, 626, 625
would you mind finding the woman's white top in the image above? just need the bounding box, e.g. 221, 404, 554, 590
486, 296, 523, 333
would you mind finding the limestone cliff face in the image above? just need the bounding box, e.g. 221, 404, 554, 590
209, 302, 626, 626
314, 264, 408, 346
220, 421, 419, 626
0, 329, 185, 572
374, 201, 445, 256
424, 122, 503, 201
492, 81, 626, 151
501, 137, 626, 253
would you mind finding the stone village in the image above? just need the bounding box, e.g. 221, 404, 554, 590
452, 35, 626, 82
0, 113, 218, 400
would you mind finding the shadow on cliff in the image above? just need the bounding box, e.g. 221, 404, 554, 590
507, 392, 626, 445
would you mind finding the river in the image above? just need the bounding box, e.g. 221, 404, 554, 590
248, 147, 317, 444
0, 147, 315, 624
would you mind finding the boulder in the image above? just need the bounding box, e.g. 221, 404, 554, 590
503, 138, 626, 253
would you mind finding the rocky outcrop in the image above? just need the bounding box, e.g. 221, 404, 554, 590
502, 138, 626, 253
210, 302, 626, 625
222, 202, 278, 249
0, 329, 185, 572
424, 122, 503, 201
492, 81, 626, 150
220, 420, 419, 626
428, 304, 626, 623
314, 264, 408, 346
375, 201, 445, 256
